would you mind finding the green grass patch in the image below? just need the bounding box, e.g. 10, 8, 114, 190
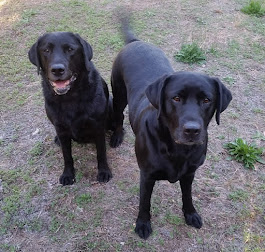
228, 189, 249, 202
49, 217, 62, 233
252, 131, 265, 141
241, 1, 265, 17
165, 212, 183, 225
175, 43, 206, 64
29, 141, 44, 157
224, 138, 264, 169
75, 193, 92, 207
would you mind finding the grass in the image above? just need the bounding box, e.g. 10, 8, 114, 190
165, 212, 183, 226
228, 189, 249, 202
1, 0, 265, 251
174, 43, 206, 64
241, 1, 265, 17
224, 138, 264, 169
29, 141, 44, 157
75, 193, 92, 207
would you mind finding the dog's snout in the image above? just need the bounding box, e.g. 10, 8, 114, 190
183, 122, 201, 136
51, 64, 65, 76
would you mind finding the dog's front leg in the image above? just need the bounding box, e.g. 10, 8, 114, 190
180, 173, 202, 229
135, 172, 155, 239
58, 135, 75, 186
95, 132, 112, 183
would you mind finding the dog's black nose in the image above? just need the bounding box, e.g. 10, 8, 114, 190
183, 122, 201, 136
51, 64, 65, 76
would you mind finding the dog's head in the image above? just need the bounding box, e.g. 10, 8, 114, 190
145, 71, 232, 145
28, 32, 93, 95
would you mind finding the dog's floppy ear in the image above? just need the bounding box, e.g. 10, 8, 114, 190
28, 40, 41, 75
214, 78, 232, 125
75, 34, 93, 71
145, 74, 170, 118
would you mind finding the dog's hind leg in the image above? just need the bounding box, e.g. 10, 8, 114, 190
109, 72, 127, 148
95, 131, 112, 183
180, 173, 202, 229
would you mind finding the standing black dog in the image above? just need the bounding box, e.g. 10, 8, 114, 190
110, 19, 232, 239
29, 32, 112, 186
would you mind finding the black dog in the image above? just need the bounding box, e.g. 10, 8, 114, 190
110, 20, 232, 239
29, 32, 112, 185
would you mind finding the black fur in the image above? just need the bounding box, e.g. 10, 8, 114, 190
29, 32, 112, 185
110, 20, 232, 239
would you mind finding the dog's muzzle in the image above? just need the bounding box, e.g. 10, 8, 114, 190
49, 74, 77, 95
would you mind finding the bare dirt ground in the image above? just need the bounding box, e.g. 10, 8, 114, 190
0, 0, 264, 251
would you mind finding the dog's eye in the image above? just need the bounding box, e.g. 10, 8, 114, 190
173, 96, 181, 102
43, 48, 50, 53
203, 98, 210, 103
67, 47, 73, 52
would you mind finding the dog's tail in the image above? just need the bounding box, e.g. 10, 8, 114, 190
119, 12, 139, 45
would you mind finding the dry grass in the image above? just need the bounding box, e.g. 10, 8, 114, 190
0, 0, 265, 251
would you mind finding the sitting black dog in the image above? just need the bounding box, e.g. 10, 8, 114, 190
110, 19, 232, 239
29, 32, 112, 185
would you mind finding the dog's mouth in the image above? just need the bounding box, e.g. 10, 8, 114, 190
174, 139, 204, 146
49, 74, 77, 95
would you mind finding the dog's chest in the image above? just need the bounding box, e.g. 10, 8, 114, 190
148, 147, 205, 183
154, 156, 192, 183
46, 99, 104, 141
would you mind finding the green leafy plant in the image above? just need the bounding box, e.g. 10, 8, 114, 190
224, 138, 264, 169
175, 43, 206, 64
241, 1, 265, 17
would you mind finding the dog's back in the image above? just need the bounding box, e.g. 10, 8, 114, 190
111, 18, 173, 126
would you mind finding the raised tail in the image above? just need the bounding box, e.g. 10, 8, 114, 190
119, 13, 139, 44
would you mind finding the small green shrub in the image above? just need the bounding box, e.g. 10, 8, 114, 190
241, 1, 265, 17
175, 43, 206, 64
224, 138, 264, 169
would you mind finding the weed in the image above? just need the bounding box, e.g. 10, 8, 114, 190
174, 43, 206, 64
224, 138, 264, 169
241, 1, 265, 17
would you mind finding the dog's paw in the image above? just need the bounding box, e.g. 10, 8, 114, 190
59, 173, 75, 186
97, 169, 112, 183
135, 219, 152, 239
184, 212, 202, 229
110, 130, 124, 148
